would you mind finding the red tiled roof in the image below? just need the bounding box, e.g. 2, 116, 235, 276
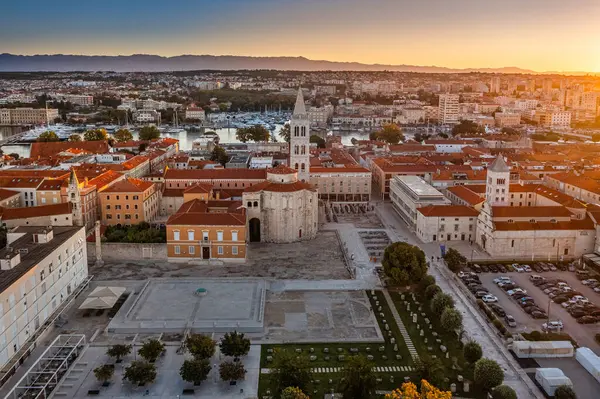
417, 205, 479, 217
0, 177, 44, 188
102, 177, 154, 193
0, 170, 69, 179
0, 202, 71, 221
309, 167, 371, 173
29, 141, 109, 159
37, 179, 67, 191
167, 199, 245, 226
0, 188, 20, 201
162, 189, 185, 197
494, 217, 594, 231
446, 186, 485, 206
87, 170, 124, 191
183, 183, 213, 194
267, 165, 296, 175
491, 206, 573, 218
244, 180, 316, 193
165, 168, 267, 180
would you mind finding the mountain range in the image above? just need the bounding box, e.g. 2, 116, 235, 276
0, 53, 594, 75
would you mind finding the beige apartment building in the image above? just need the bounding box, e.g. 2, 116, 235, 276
0, 108, 59, 125
494, 112, 521, 127
0, 226, 88, 369
438, 93, 459, 124
99, 178, 160, 225
309, 167, 371, 203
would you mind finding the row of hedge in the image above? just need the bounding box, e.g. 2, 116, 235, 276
522, 331, 578, 347
476, 300, 512, 339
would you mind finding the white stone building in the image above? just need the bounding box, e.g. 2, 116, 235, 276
389, 175, 451, 228
243, 165, 318, 243
416, 205, 479, 243
290, 88, 311, 182
0, 226, 89, 368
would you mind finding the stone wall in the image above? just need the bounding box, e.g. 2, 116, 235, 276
87, 242, 167, 262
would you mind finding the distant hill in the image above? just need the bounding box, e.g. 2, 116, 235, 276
0, 53, 541, 73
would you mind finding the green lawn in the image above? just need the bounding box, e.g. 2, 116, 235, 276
257, 290, 420, 398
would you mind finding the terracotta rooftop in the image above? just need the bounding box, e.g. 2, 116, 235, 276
494, 217, 594, 231
0, 202, 71, 221
37, 179, 67, 191
267, 165, 296, 175
30, 141, 109, 159
446, 185, 485, 206
183, 183, 213, 194
491, 206, 573, 218
102, 177, 154, 193
87, 170, 124, 191
0, 170, 70, 179
417, 205, 479, 217
0, 177, 44, 188
165, 168, 267, 180
167, 199, 245, 226
0, 188, 20, 201
244, 180, 316, 193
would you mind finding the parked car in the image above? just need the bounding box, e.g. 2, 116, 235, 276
497, 264, 507, 273
490, 304, 506, 317
530, 275, 544, 282
475, 291, 489, 298
577, 316, 599, 324
494, 276, 512, 284
576, 270, 592, 279
512, 293, 528, 300
532, 264, 544, 273
548, 263, 558, 272
471, 264, 482, 273
540, 263, 550, 272
488, 264, 499, 273
542, 320, 564, 332
505, 264, 515, 272
500, 283, 517, 291
505, 315, 517, 327
522, 265, 532, 272
553, 295, 570, 304
531, 311, 548, 319
482, 295, 498, 303
582, 279, 598, 286
513, 264, 525, 272
480, 264, 490, 273
508, 288, 527, 296
569, 308, 587, 318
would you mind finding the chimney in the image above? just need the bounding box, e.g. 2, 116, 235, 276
1, 251, 20, 270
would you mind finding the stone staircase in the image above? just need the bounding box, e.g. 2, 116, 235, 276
382, 290, 419, 361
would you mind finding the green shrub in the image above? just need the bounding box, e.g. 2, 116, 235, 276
474, 358, 504, 391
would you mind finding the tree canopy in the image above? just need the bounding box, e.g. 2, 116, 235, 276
84, 128, 108, 141
279, 123, 291, 142
37, 130, 59, 142
338, 355, 377, 399
180, 358, 211, 385
219, 331, 251, 360
281, 387, 310, 399
236, 124, 270, 143
94, 365, 114, 383
443, 248, 467, 272
373, 123, 405, 144
431, 292, 455, 318
114, 128, 133, 142
139, 125, 160, 141
474, 358, 504, 392
124, 361, 156, 386
210, 146, 230, 166
463, 341, 483, 364
185, 334, 216, 360
68, 134, 82, 142
415, 357, 446, 389
107, 344, 132, 361
138, 339, 165, 362
452, 120, 485, 136
554, 385, 577, 399
382, 242, 428, 286
440, 307, 463, 332
271, 349, 312, 394
219, 361, 247, 382
309, 135, 326, 148
491, 385, 518, 399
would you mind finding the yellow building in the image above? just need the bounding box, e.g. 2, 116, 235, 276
166, 199, 246, 262
99, 177, 159, 226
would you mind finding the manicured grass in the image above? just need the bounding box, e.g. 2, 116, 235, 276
257, 290, 421, 398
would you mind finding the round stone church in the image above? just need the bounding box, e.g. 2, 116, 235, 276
243, 165, 318, 243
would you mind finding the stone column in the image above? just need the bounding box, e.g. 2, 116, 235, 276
95, 221, 104, 266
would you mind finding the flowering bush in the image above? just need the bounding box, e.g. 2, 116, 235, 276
385, 379, 452, 399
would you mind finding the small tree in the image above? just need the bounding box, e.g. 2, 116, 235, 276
106, 344, 132, 362
373, 123, 404, 144
271, 349, 312, 394
491, 385, 517, 399
554, 385, 577, 399
68, 134, 82, 142
93, 364, 114, 385
139, 126, 160, 141
180, 358, 211, 386
463, 341, 483, 364
281, 387, 310, 399
338, 355, 377, 399
124, 361, 156, 386
114, 128, 133, 142
417, 275, 436, 294
37, 131, 59, 142
219, 331, 251, 360
219, 361, 246, 382
474, 358, 504, 392
236, 124, 270, 143
431, 292, 455, 318
279, 123, 291, 142
440, 307, 463, 332
138, 339, 165, 362
382, 242, 428, 286
443, 248, 467, 272
425, 284, 442, 300
210, 146, 230, 166
309, 135, 326, 148
84, 128, 108, 141
185, 334, 216, 360
416, 356, 445, 388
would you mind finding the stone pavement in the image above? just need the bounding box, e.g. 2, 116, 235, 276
261, 365, 414, 374
382, 290, 419, 361
374, 202, 543, 399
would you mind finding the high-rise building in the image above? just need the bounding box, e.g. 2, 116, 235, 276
289, 88, 311, 182
438, 93, 460, 124
490, 76, 501, 93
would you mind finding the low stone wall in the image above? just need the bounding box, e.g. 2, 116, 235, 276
87, 242, 167, 262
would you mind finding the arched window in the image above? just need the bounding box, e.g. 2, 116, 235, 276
247, 201, 252, 208
294, 126, 299, 136
294, 163, 299, 170
301, 163, 305, 171
301, 126, 306, 136
511, 239, 514, 248
253, 201, 258, 207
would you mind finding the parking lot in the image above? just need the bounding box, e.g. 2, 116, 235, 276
462, 266, 600, 351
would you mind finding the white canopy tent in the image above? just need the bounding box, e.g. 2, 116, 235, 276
79, 296, 118, 310
88, 286, 126, 298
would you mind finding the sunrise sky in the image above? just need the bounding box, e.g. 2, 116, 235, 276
2, 0, 600, 72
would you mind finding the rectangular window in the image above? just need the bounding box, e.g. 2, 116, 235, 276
188, 231, 194, 241
217, 246, 224, 255
189, 246, 195, 255
231, 231, 238, 241
174, 231, 180, 241
41, 197, 46, 204
217, 231, 224, 241
174, 245, 180, 255
232, 246, 238, 255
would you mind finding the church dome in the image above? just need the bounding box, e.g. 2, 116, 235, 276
266, 164, 298, 184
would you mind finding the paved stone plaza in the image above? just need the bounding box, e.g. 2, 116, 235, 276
54, 345, 261, 398
108, 278, 266, 333
262, 290, 382, 343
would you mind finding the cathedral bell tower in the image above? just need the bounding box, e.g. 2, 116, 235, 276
485, 155, 510, 206
67, 169, 84, 227
289, 87, 311, 182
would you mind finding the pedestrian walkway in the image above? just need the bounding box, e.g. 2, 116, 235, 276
382, 290, 419, 361
261, 365, 414, 374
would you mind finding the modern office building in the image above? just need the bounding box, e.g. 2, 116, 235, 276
389, 175, 451, 228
